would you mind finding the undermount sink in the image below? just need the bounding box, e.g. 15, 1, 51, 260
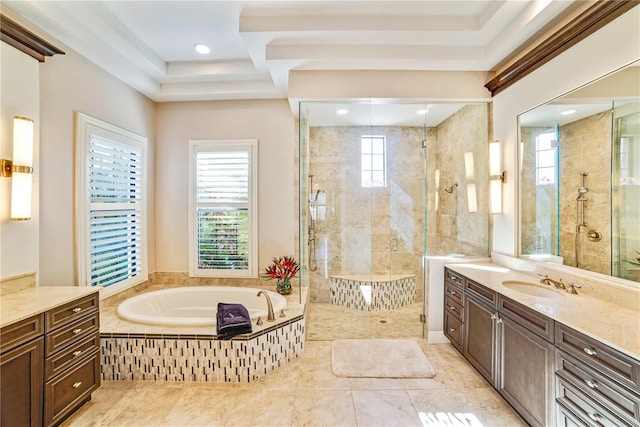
501, 280, 564, 299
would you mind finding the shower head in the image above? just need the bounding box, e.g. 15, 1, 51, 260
444, 182, 458, 194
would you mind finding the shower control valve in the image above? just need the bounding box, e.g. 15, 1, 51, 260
587, 230, 602, 242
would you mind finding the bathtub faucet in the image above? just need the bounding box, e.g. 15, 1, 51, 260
257, 291, 276, 322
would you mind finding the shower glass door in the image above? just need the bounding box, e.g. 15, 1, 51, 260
303, 101, 428, 340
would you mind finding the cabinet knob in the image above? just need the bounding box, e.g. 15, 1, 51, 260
584, 379, 598, 389
490, 314, 497, 321
72, 307, 82, 313
72, 350, 82, 357
496, 318, 503, 324
449, 290, 457, 296
588, 413, 601, 422
583, 347, 597, 356
72, 381, 82, 389
72, 328, 83, 334
449, 306, 456, 311
449, 328, 456, 333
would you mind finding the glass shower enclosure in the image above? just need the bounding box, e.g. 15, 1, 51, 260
299, 101, 491, 341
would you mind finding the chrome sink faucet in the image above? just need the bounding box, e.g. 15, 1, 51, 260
257, 291, 276, 322
538, 274, 566, 290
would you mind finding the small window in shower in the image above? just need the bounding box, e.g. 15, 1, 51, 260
535, 131, 557, 185
361, 135, 386, 187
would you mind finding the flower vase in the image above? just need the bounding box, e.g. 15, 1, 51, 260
276, 278, 292, 295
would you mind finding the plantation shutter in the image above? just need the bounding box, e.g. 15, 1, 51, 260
88, 137, 144, 287
189, 140, 257, 277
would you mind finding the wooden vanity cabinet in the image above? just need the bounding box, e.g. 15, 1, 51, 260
0, 291, 100, 427
555, 323, 640, 426
496, 296, 555, 427
463, 277, 498, 385
451, 270, 555, 427
44, 293, 101, 427
0, 314, 44, 427
443, 269, 464, 352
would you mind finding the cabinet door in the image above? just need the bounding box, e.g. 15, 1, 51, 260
497, 314, 555, 427
1, 338, 44, 427
463, 296, 496, 385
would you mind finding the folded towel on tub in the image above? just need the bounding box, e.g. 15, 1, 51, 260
216, 303, 252, 339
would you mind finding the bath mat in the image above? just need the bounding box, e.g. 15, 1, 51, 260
331, 339, 436, 378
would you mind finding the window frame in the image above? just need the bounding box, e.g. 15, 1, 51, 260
361, 135, 387, 188
76, 112, 148, 297
188, 139, 258, 278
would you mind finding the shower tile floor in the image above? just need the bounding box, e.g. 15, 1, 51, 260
306, 302, 425, 340
63, 343, 525, 426
64, 301, 525, 426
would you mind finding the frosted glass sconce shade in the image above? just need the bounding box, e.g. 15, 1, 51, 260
1, 116, 35, 220
489, 140, 506, 215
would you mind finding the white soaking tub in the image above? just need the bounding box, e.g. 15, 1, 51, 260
116, 286, 287, 326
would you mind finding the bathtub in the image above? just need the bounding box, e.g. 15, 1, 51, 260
116, 286, 287, 326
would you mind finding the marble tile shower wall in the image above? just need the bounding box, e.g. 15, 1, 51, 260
308, 125, 427, 303
427, 104, 490, 257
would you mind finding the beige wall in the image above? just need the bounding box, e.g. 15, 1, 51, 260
38, 43, 156, 286
492, 7, 640, 257
0, 42, 40, 280
155, 99, 296, 274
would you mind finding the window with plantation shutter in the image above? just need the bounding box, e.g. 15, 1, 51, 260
189, 140, 258, 278
76, 113, 148, 296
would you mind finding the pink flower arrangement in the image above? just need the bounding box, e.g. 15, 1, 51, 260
262, 255, 300, 281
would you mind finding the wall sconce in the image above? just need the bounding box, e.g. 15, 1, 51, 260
2, 116, 35, 220
489, 140, 506, 215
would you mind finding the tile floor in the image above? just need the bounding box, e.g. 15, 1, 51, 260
66, 299, 525, 426
306, 302, 424, 341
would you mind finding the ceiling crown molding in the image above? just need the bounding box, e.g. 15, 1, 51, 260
485, 1, 640, 96
1, 14, 64, 62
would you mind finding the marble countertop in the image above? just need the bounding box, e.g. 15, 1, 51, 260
446, 263, 640, 360
1, 286, 100, 328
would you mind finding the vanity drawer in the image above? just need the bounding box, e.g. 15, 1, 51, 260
45, 293, 99, 332
499, 295, 554, 342
45, 349, 100, 426
444, 279, 463, 305
556, 349, 640, 425
464, 279, 498, 308
1, 314, 44, 354
556, 323, 640, 390
45, 312, 99, 357
444, 268, 463, 287
444, 295, 463, 321
45, 334, 100, 380
556, 376, 633, 427
444, 310, 463, 352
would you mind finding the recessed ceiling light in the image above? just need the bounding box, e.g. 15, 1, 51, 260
336, 109, 349, 115
417, 109, 428, 115
561, 109, 576, 116
194, 43, 210, 54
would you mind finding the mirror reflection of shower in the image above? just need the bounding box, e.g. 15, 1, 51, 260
308, 174, 324, 272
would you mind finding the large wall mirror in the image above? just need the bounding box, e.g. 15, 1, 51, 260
518, 61, 640, 283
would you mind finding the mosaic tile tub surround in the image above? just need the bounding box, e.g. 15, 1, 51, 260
99, 277, 306, 383
101, 317, 305, 383
329, 274, 416, 311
